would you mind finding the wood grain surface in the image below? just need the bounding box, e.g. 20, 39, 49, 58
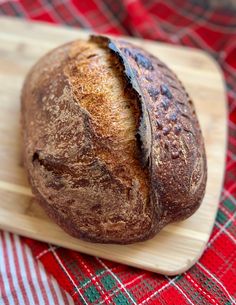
0, 17, 227, 275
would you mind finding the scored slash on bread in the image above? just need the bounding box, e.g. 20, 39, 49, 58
21, 35, 207, 244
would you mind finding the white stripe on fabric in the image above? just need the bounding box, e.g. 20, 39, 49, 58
36, 246, 58, 259
33, 257, 51, 305
51, 277, 74, 305
4, 232, 24, 305
13, 235, 34, 305
38, 260, 59, 305
51, 276, 68, 305
0, 233, 16, 305
48, 276, 63, 305
21, 240, 41, 305
65, 292, 75, 305
24, 244, 47, 305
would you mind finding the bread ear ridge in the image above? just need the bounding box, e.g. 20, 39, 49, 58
90, 35, 152, 168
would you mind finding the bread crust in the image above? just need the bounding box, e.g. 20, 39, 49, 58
21, 36, 207, 244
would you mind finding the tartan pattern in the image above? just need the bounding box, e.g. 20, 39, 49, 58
1, 0, 236, 304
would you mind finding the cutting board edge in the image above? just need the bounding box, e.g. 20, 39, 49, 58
0, 208, 208, 275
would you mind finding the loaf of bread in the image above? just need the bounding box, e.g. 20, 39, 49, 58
21, 35, 207, 244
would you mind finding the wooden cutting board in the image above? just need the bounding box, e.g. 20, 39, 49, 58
0, 17, 227, 275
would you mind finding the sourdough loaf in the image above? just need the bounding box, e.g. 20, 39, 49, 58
21, 36, 207, 244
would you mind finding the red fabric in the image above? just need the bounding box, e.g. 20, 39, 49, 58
0, 0, 235, 304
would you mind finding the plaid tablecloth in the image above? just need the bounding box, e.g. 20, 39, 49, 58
0, 1, 236, 304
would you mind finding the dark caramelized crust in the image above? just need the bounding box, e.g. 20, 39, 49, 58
21, 35, 207, 244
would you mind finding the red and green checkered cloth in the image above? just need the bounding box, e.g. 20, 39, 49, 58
1, 0, 235, 304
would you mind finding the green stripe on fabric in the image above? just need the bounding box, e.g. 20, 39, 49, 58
223, 199, 236, 212
84, 285, 100, 303
101, 274, 116, 291
114, 293, 129, 305
225, 221, 233, 229
216, 210, 227, 224
80, 277, 90, 287
143, 279, 155, 291
95, 269, 105, 275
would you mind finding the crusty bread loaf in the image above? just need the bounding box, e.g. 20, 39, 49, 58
21, 35, 207, 244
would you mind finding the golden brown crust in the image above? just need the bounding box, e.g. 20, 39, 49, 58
21, 35, 207, 244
